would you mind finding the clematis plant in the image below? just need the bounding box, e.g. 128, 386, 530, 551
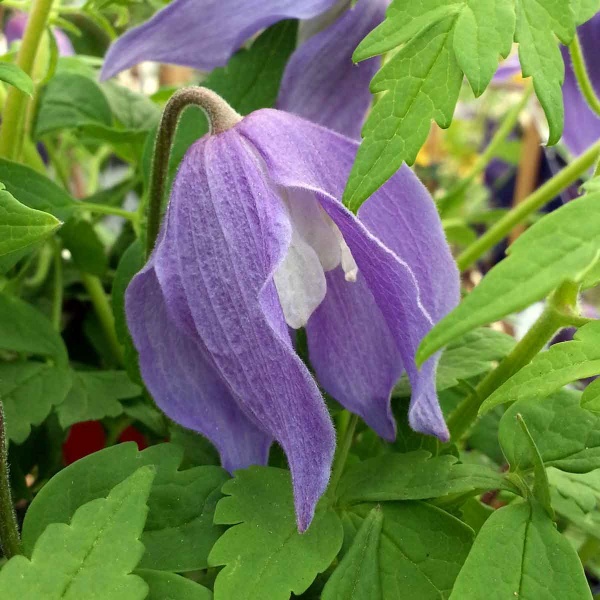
100, 0, 387, 138
125, 88, 459, 529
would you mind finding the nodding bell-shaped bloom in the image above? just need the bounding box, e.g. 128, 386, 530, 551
100, 0, 387, 138
126, 89, 459, 530
5, 12, 75, 56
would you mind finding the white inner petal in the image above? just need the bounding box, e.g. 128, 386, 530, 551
274, 225, 327, 330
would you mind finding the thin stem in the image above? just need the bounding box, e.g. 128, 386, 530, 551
146, 87, 241, 258
74, 202, 139, 223
448, 281, 580, 441
328, 413, 359, 496
457, 140, 600, 271
80, 273, 124, 366
439, 84, 534, 216
25, 242, 53, 288
0, 403, 21, 559
569, 32, 600, 118
0, 0, 55, 160
51, 239, 63, 331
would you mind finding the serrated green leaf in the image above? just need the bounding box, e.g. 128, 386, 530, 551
322, 506, 383, 600
418, 193, 600, 365
35, 72, 113, 138
343, 502, 473, 599
59, 217, 107, 276
137, 569, 212, 600
338, 450, 515, 505
0, 292, 68, 363
482, 321, 600, 413
0, 466, 155, 600
499, 389, 600, 473
0, 362, 72, 444
208, 466, 343, 600
0, 62, 34, 95
57, 370, 140, 428
0, 159, 75, 221
582, 378, 600, 412
344, 16, 463, 211
21, 443, 229, 572
449, 500, 591, 599
0, 183, 61, 271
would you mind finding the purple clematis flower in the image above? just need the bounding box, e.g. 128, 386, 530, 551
5, 12, 75, 56
126, 90, 459, 530
100, 0, 387, 138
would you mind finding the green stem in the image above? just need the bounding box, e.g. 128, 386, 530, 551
328, 413, 359, 496
25, 242, 53, 288
439, 84, 534, 216
0, 403, 21, 559
74, 202, 139, 223
569, 32, 600, 118
0, 0, 55, 160
80, 273, 124, 366
448, 281, 580, 441
51, 239, 63, 331
457, 140, 600, 271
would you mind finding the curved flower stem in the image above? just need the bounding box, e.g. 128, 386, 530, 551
0, 0, 55, 160
328, 412, 358, 498
439, 83, 534, 217
448, 281, 581, 441
74, 202, 139, 223
80, 273, 125, 366
457, 139, 600, 271
569, 32, 600, 118
0, 403, 21, 559
146, 87, 241, 258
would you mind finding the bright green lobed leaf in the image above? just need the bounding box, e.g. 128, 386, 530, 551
499, 389, 600, 473
343, 501, 473, 599
337, 450, 515, 505
0, 62, 34, 95
22, 443, 229, 572
0, 183, 61, 271
0, 467, 155, 600
582, 377, 600, 412
136, 569, 212, 600
418, 192, 600, 365
449, 500, 591, 599
56, 370, 140, 428
0, 362, 72, 444
482, 320, 600, 413
208, 466, 343, 600
322, 506, 383, 600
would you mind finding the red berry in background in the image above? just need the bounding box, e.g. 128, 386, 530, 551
62, 421, 106, 465
118, 425, 148, 450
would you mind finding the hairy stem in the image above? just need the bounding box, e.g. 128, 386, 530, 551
0, 0, 55, 160
569, 32, 600, 118
457, 140, 600, 271
448, 281, 580, 441
328, 412, 359, 497
0, 403, 21, 559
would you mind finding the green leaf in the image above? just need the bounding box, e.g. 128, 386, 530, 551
208, 466, 343, 600
482, 321, 600, 413
338, 450, 515, 505
575, 0, 600, 24
0, 292, 68, 363
0, 362, 72, 444
35, 72, 112, 138
59, 217, 107, 276
101, 80, 160, 131
449, 500, 591, 599
322, 506, 383, 600
57, 370, 140, 428
343, 501, 473, 599
0, 183, 61, 271
0, 63, 34, 96
0, 159, 75, 221
137, 569, 212, 600
515, 414, 553, 516
417, 192, 600, 365
0, 466, 155, 600
582, 378, 600, 413
21, 443, 229, 572
499, 389, 600, 473
344, 16, 463, 211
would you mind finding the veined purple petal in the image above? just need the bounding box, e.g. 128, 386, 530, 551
561, 15, 600, 157
149, 128, 335, 531
277, 0, 386, 138
100, 0, 338, 80
126, 265, 272, 472
5, 12, 74, 56
240, 110, 459, 440
306, 268, 403, 440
